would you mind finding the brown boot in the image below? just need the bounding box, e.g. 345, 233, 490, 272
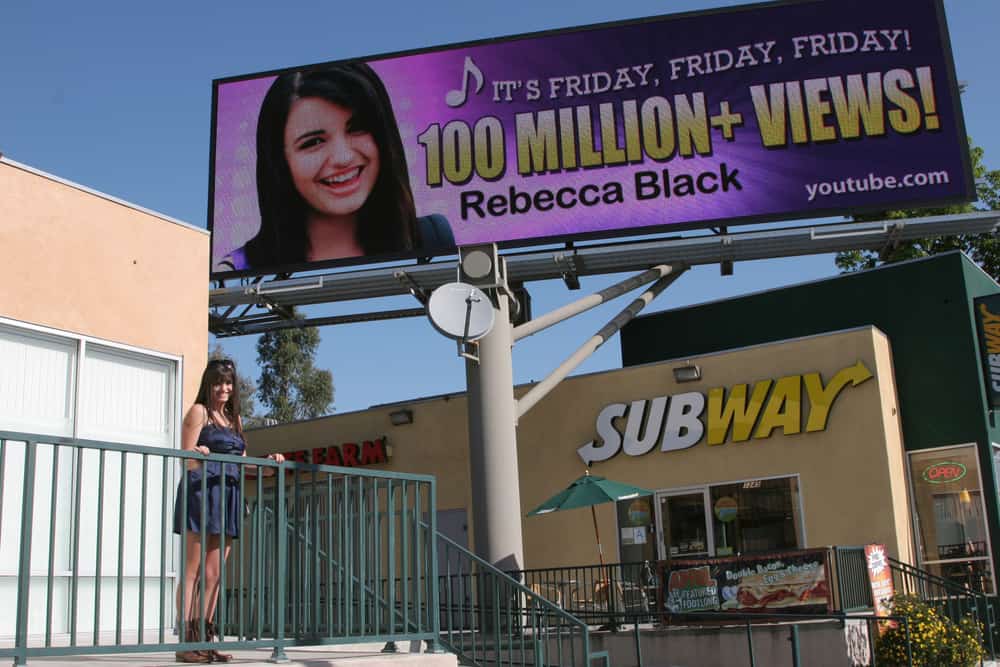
205, 620, 233, 663
175, 621, 210, 663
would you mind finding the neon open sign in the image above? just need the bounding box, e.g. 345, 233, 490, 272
921, 462, 967, 484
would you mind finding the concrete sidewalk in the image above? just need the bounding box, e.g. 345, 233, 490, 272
7, 644, 459, 667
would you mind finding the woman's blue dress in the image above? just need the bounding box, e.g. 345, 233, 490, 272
172, 422, 246, 538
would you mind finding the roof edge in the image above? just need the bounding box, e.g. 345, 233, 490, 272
0, 155, 208, 236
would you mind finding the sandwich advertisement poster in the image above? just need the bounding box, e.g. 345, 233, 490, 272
662, 549, 831, 616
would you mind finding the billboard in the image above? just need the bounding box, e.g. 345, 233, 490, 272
209, 0, 972, 278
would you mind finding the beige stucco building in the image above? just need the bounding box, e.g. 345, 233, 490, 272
247, 325, 915, 570
0, 156, 209, 407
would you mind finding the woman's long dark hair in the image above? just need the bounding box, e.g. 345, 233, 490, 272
244, 62, 417, 268
196, 359, 243, 436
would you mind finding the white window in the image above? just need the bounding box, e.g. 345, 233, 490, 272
0, 324, 77, 437
0, 318, 181, 639
78, 345, 175, 447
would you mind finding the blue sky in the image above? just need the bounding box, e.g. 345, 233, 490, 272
2, 0, 997, 414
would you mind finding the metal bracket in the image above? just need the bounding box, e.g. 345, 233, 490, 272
395, 269, 430, 306
454, 288, 484, 363
719, 233, 735, 275
554, 252, 582, 290
254, 276, 324, 296
256, 295, 294, 320
459, 340, 480, 364
877, 221, 907, 261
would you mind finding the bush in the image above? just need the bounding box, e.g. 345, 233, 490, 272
874, 594, 985, 666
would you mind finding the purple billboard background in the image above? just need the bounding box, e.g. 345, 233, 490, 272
211, 0, 971, 277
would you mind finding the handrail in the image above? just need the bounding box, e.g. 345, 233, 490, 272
888, 554, 996, 658
682, 610, 914, 667
0, 431, 439, 665
433, 526, 608, 667
834, 546, 996, 659
513, 560, 658, 626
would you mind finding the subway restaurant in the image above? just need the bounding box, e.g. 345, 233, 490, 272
247, 251, 1000, 595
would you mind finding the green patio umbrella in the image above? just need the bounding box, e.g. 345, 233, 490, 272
527, 470, 652, 566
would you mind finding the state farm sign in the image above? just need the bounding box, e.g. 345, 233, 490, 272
578, 361, 873, 464
285, 438, 390, 468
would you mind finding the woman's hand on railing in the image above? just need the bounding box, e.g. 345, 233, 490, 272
265, 452, 285, 475
185, 445, 211, 470
249, 452, 285, 477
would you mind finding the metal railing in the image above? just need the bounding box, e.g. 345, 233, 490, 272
223, 470, 440, 644
680, 610, 913, 667
0, 430, 439, 665
834, 546, 995, 658
513, 561, 658, 627
435, 530, 608, 667
514, 550, 997, 665
889, 554, 995, 657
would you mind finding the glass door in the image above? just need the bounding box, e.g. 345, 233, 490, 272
655, 489, 713, 559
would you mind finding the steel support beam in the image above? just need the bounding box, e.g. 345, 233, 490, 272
208, 212, 999, 335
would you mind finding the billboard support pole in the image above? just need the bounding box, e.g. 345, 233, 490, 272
462, 255, 688, 569
465, 267, 525, 571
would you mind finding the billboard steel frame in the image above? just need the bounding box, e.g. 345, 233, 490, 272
209, 212, 999, 336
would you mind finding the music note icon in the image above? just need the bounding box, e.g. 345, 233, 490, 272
445, 56, 484, 108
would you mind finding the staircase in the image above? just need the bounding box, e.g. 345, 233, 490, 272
434, 529, 607, 667
222, 480, 604, 667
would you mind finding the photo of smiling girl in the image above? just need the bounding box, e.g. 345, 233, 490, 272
217, 62, 454, 272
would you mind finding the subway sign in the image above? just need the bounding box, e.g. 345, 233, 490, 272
974, 294, 1000, 409
578, 361, 873, 464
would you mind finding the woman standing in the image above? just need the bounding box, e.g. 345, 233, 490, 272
172, 359, 283, 663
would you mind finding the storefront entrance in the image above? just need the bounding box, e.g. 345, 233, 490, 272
618, 476, 806, 563
656, 489, 714, 559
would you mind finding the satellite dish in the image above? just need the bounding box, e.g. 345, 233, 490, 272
427, 282, 496, 341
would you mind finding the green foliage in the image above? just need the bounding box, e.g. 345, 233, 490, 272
255, 309, 334, 423
874, 594, 985, 666
835, 142, 1000, 281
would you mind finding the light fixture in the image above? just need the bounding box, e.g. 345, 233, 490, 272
960, 488, 972, 504
673, 364, 702, 383
389, 409, 413, 426
459, 244, 502, 288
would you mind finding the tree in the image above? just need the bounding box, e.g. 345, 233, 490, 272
835, 142, 1000, 280
209, 343, 260, 425
255, 310, 334, 423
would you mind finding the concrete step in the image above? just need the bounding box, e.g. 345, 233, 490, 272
10, 643, 459, 667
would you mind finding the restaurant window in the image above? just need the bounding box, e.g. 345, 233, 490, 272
627, 475, 805, 562
709, 476, 803, 556
909, 445, 994, 594
616, 494, 656, 564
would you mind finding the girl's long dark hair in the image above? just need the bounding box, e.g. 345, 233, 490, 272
245, 62, 417, 268
196, 360, 243, 436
